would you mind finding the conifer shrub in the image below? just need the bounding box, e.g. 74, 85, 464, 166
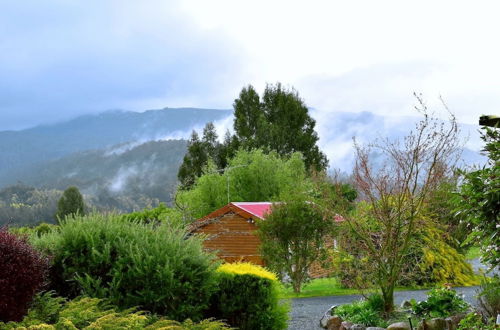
208, 262, 288, 330
0, 295, 231, 330
0, 228, 49, 322
32, 214, 218, 321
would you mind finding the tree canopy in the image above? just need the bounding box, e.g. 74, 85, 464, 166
55, 186, 85, 221
175, 149, 312, 220
233, 83, 327, 172
459, 126, 500, 268
177, 83, 328, 190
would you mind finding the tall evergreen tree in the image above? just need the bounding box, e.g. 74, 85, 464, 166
55, 186, 85, 221
233, 83, 328, 171
177, 131, 208, 189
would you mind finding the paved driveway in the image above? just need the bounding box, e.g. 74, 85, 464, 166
287, 286, 479, 330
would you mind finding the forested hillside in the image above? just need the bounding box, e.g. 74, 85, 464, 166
0, 107, 231, 187
0, 139, 187, 225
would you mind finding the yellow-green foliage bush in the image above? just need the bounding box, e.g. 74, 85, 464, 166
217, 262, 278, 281
420, 228, 478, 286
208, 262, 288, 330
0, 295, 231, 330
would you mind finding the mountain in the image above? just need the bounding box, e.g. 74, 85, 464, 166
0, 107, 232, 187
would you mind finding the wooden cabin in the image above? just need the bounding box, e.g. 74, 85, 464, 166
189, 202, 343, 277
189, 202, 271, 265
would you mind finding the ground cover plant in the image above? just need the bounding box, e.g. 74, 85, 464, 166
331, 294, 388, 328
0, 228, 49, 322
32, 214, 218, 321
0, 293, 231, 330
208, 262, 288, 330
410, 287, 469, 318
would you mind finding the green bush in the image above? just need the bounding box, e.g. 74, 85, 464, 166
411, 287, 469, 318
32, 214, 218, 321
477, 275, 500, 319
332, 294, 387, 328
208, 263, 288, 330
458, 312, 496, 330
120, 203, 182, 224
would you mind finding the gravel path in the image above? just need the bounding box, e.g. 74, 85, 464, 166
286, 286, 479, 330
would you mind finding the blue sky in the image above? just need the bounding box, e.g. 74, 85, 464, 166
1, 0, 499, 130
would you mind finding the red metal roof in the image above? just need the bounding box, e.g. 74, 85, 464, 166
190, 201, 345, 233
231, 202, 273, 220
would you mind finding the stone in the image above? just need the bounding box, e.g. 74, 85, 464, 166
350, 325, 366, 330
400, 300, 412, 309
445, 313, 467, 330
387, 321, 411, 329
366, 327, 386, 330
340, 321, 353, 329
417, 318, 447, 330
327, 316, 343, 330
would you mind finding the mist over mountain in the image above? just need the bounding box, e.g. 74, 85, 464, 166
0, 107, 231, 187
0, 106, 486, 225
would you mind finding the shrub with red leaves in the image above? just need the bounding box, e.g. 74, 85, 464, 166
0, 228, 49, 322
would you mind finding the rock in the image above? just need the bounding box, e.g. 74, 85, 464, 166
350, 325, 366, 330
366, 327, 386, 330
340, 321, 353, 329
400, 300, 412, 309
445, 313, 467, 330
387, 321, 411, 329
327, 316, 343, 330
417, 318, 447, 330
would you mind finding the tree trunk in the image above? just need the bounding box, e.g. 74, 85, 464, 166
381, 285, 394, 314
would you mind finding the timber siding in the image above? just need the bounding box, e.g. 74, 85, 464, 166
190, 202, 338, 277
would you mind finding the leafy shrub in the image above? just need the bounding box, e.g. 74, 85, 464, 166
333, 294, 387, 328
146, 318, 231, 329
120, 203, 182, 224
458, 312, 496, 330
32, 214, 218, 321
411, 287, 469, 318
22, 292, 66, 326
0, 228, 49, 322
208, 262, 288, 330
477, 275, 500, 319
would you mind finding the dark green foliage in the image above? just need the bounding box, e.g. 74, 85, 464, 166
459, 126, 500, 268
0, 228, 49, 322
23, 292, 66, 325
32, 214, 218, 321
258, 196, 337, 293
55, 186, 85, 221
411, 288, 469, 318
332, 294, 387, 328
233, 83, 328, 172
178, 123, 231, 190
208, 272, 288, 330
477, 275, 500, 320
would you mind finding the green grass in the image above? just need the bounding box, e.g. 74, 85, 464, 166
465, 246, 481, 260
278, 278, 437, 299
278, 278, 359, 299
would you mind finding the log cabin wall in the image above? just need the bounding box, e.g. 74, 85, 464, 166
192, 204, 336, 277
194, 211, 264, 265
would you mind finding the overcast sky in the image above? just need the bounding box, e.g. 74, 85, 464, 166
1, 0, 499, 130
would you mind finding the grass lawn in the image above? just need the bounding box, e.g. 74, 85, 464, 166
278, 277, 359, 299
465, 246, 481, 260
278, 277, 436, 299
